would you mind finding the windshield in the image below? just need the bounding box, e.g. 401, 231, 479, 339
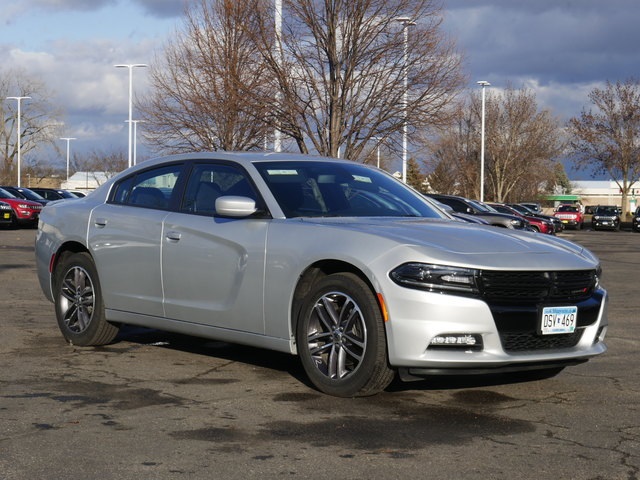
595, 206, 618, 215
17, 188, 46, 201
255, 161, 445, 219
557, 205, 578, 212
508, 204, 529, 214
468, 199, 492, 213
0, 187, 18, 199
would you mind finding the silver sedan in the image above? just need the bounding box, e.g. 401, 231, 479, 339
35, 152, 608, 397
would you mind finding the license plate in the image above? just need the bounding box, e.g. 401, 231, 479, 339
540, 306, 577, 335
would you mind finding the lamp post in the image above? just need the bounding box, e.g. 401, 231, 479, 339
274, 0, 283, 152
477, 80, 490, 202
396, 17, 416, 183
114, 64, 147, 168
125, 120, 143, 166
60, 137, 76, 182
6, 96, 30, 187
371, 136, 384, 168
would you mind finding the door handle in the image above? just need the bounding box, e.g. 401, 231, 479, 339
94, 218, 107, 228
166, 231, 182, 242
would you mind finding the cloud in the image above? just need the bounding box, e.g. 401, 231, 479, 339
443, 0, 640, 120
1, 0, 115, 24
133, 0, 186, 18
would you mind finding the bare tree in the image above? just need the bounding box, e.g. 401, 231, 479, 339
138, 0, 271, 154
567, 79, 640, 216
74, 149, 128, 182
245, 0, 465, 159
427, 85, 563, 202
1, 68, 63, 183
425, 113, 479, 197
481, 86, 563, 202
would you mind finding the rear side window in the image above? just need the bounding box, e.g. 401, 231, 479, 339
111, 164, 183, 210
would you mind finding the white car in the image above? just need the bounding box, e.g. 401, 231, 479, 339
35, 152, 608, 397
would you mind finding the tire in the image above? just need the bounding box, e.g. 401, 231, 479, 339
296, 272, 395, 397
53, 252, 119, 346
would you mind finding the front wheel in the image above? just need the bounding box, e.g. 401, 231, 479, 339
53, 252, 120, 346
296, 272, 395, 397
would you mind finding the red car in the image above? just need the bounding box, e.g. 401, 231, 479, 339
554, 204, 584, 230
0, 187, 43, 227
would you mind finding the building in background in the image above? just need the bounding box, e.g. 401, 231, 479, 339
60, 172, 111, 194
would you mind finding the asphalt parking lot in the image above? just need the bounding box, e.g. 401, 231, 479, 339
1, 226, 638, 480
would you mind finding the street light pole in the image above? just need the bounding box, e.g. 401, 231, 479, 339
274, 0, 283, 152
114, 64, 147, 168
126, 120, 143, 166
396, 17, 416, 183
477, 80, 491, 202
60, 137, 76, 182
371, 136, 383, 169
6, 96, 31, 187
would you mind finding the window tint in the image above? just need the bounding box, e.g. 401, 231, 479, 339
181, 163, 257, 216
557, 205, 578, 212
255, 161, 443, 218
112, 164, 182, 210
595, 206, 618, 215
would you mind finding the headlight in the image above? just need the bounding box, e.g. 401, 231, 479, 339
595, 264, 603, 288
593, 216, 600, 220
510, 219, 520, 226
18, 203, 29, 208
390, 263, 480, 295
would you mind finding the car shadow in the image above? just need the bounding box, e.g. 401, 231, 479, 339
112, 325, 559, 396
112, 325, 312, 387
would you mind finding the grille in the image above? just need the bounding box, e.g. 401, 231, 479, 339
500, 330, 584, 351
480, 269, 600, 353
479, 270, 596, 304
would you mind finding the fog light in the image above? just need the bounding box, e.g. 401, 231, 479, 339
430, 334, 482, 348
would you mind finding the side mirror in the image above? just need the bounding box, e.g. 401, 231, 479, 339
215, 196, 257, 217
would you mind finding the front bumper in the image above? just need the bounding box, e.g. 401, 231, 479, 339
592, 218, 619, 230
0, 209, 14, 224
383, 285, 608, 375
556, 218, 581, 227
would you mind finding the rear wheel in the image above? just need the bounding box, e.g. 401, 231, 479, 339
296, 272, 394, 397
53, 252, 119, 346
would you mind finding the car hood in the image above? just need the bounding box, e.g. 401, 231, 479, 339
299, 217, 597, 270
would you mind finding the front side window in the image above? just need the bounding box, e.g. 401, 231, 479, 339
111, 164, 183, 210
180, 163, 258, 216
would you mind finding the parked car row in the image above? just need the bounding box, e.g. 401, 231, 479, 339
0, 186, 80, 229
425, 193, 563, 234
425, 194, 531, 230
554, 203, 637, 232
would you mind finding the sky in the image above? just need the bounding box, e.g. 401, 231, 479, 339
2, 0, 640, 178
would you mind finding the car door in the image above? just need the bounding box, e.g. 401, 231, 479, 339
88, 164, 183, 317
161, 162, 269, 334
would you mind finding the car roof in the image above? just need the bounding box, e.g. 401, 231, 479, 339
133, 151, 346, 170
